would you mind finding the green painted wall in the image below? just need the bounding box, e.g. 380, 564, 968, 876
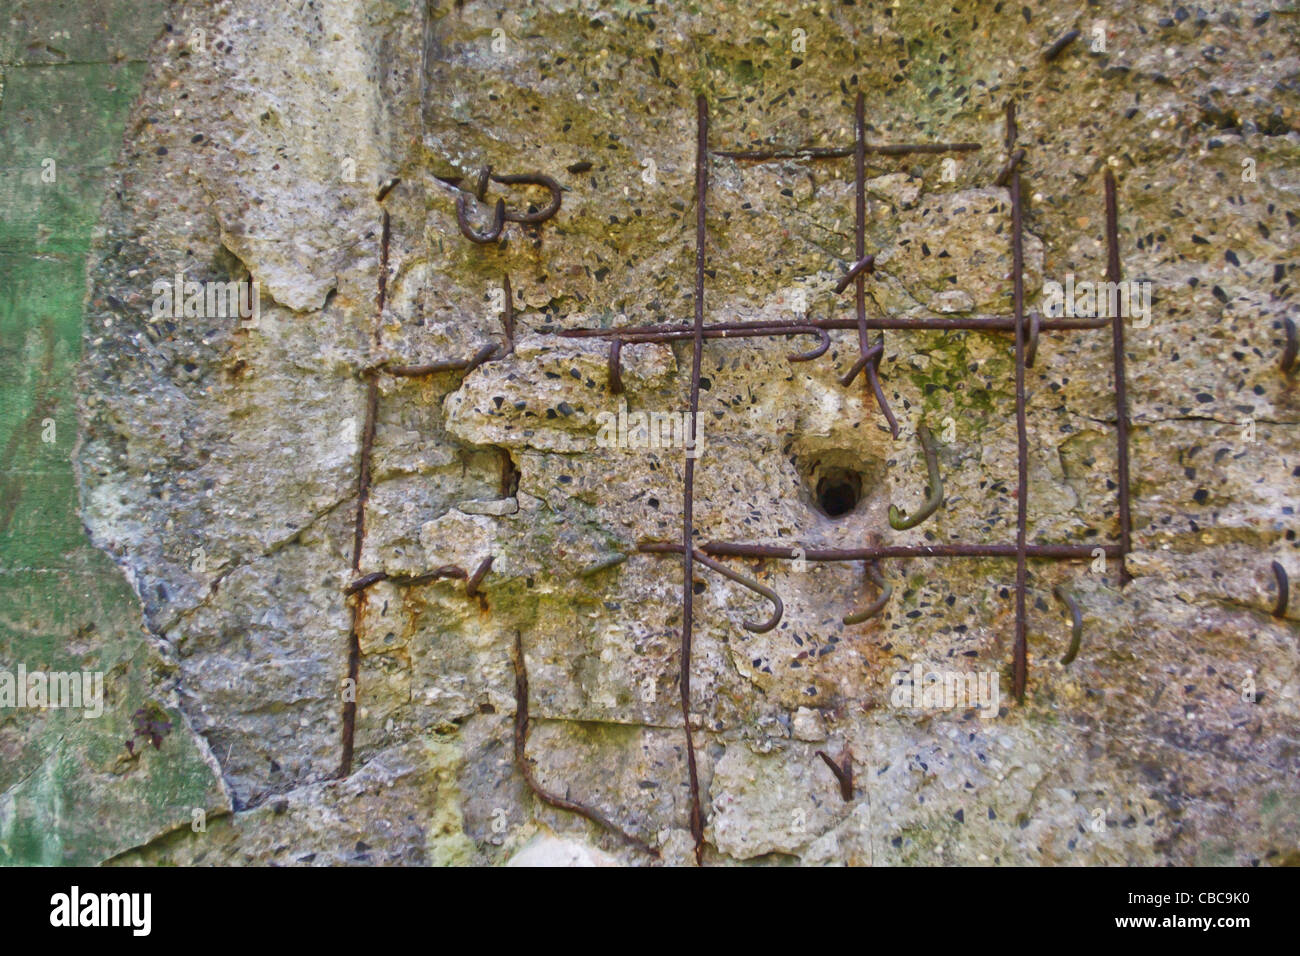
0, 1, 225, 865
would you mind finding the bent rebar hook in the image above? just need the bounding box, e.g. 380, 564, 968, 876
491, 171, 563, 224
692, 552, 783, 633
787, 327, 831, 362
512, 631, 659, 857
833, 254, 875, 295
843, 561, 892, 625
454, 170, 563, 244
815, 749, 853, 801
1272, 560, 1289, 618
456, 194, 505, 244
1025, 310, 1041, 367
466, 556, 494, 599
839, 341, 883, 387
889, 423, 944, 530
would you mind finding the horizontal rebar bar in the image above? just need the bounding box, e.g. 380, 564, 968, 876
382, 342, 498, 377
713, 142, 981, 161
558, 315, 1106, 341
639, 541, 1123, 561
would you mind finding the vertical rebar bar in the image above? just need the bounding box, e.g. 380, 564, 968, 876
856, 92, 899, 438
342, 206, 391, 778
1105, 168, 1132, 585
855, 92, 869, 360
1007, 101, 1029, 703
680, 93, 709, 864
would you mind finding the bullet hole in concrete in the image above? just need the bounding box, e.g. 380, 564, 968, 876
816, 468, 862, 518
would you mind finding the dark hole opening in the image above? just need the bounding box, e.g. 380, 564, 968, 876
816, 469, 862, 518
498, 446, 521, 497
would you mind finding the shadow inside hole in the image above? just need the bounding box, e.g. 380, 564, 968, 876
816, 468, 863, 518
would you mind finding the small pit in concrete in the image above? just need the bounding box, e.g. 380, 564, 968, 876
815, 467, 863, 518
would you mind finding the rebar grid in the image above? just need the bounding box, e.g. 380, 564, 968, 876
550, 94, 1135, 862
340, 93, 1139, 864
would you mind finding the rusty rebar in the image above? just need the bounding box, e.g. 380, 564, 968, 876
640, 541, 1123, 561
1273, 561, 1289, 618
466, 555, 494, 599
680, 93, 709, 865
344, 570, 388, 596
834, 253, 876, 295
346, 562, 502, 601
843, 561, 892, 625
343, 196, 392, 778
1105, 167, 1133, 585
377, 210, 391, 316
343, 361, 381, 778
854, 95, 868, 364
853, 92, 898, 440
456, 194, 506, 244
339, 613, 360, 778
500, 274, 515, 354
492, 171, 563, 224
787, 327, 831, 362
815, 749, 854, 801
888, 423, 943, 530
619, 322, 848, 347
1025, 310, 1042, 367
535, 91, 1139, 764
714, 145, 855, 160
1008, 99, 1030, 703
871, 142, 981, 155
347, 566, 470, 594
865, 353, 899, 438
473, 165, 492, 201
353, 381, 379, 569
691, 552, 783, 633
512, 632, 659, 857
382, 342, 498, 378
839, 342, 883, 387
558, 315, 1108, 338
995, 148, 1026, 189
713, 142, 980, 161
608, 338, 625, 394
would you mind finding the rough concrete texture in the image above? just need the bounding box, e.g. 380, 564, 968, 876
5, 0, 1298, 864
